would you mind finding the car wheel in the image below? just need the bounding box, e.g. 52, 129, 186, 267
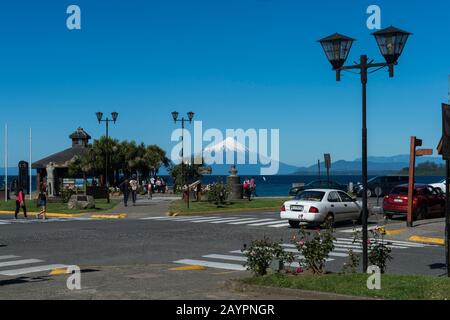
322, 214, 334, 227
289, 220, 300, 228
416, 207, 428, 221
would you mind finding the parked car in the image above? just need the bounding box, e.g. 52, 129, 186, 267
383, 184, 445, 220
288, 180, 347, 196
355, 176, 409, 197
281, 189, 362, 228
430, 179, 446, 193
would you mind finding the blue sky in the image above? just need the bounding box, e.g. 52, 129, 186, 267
0, 0, 449, 168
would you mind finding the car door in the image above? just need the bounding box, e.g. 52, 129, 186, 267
429, 186, 444, 216
338, 191, 361, 221
327, 191, 345, 222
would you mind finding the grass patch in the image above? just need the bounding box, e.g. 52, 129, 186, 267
241, 273, 450, 300
0, 199, 119, 214
169, 198, 290, 215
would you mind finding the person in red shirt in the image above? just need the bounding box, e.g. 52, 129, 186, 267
15, 188, 27, 219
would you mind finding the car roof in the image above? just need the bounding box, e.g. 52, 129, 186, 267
304, 189, 343, 193
396, 184, 431, 189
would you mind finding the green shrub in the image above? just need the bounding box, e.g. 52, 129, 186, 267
293, 222, 335, 274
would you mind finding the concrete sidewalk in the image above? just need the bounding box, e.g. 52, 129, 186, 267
382, 217, 446, 246
103, 195, 180, 219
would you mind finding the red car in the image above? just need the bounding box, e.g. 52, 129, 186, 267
383, 184, 445, 220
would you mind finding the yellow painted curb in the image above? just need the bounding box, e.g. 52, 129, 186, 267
170, 265, 207, 271
385, 228, 407, 236
49, 268, 69, 276
90, 214, 127, 219
0, 211, 83, 218
408, 236, 445, 246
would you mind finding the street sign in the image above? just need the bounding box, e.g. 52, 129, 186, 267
416, 149, 433, 157
324, 154, 331, 169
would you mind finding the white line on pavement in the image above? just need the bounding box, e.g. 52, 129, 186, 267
248, 220, 286, 226
268, 223, 290, 228
0, 264, 68, 276
173, 259, 246, 271
227, 219, 276, 225
0, 259, 43, 268
0, 255, 20, 261
208, 218, 256, 224
203, 254, 247, 262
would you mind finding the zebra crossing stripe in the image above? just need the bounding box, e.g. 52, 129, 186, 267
208, 218, 255, 224
141, 217, 174, 221
283, 248, 347, 258
173, 259, 246, 271
227, 218, 276, 225
0, 259, 43, 268
336, 237, 427, 248
0, 255, 20, 261
190, 217, 239, 223
0, 264, 68, 277
268, 223, 291, 228
203, 254, 247, 262
248, 220, 287, 226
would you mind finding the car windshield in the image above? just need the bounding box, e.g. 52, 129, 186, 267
295, 191, 325, 202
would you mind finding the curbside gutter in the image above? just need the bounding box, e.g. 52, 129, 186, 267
0, 210, 83, 218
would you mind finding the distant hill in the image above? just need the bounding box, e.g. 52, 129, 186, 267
294, 155, 445, 176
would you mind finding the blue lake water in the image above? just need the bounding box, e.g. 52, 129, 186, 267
1, 175, 444, 197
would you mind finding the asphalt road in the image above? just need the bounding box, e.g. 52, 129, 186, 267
0, 207, 447, 299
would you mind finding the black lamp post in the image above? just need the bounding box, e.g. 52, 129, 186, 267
172, 111, 195, 208
96, 111, 119, 187
319, 26, 411, 272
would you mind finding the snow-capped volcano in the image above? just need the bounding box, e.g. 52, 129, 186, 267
203, 137, 249, 154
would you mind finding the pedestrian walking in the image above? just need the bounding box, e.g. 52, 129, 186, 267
147, 180, 153, 200
37, 184, 48, 220
120, 178, 130, 207
130, 175, 139, 206
15, 188, 27, 219
243, 179, 251, 201
250, 177, 257, 198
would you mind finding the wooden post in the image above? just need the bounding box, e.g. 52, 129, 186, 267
407, 137, 417, 228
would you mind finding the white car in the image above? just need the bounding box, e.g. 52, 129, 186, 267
280, 189, 362, 228
430, 179, 446, 193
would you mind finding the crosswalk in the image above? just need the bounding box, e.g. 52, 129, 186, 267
173, 237, 434, 272
141, 215, 290, 229
0, 217, 97, 226
0, 254, 67, 277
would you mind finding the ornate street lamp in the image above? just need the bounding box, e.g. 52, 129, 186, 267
319, 26, 411, 272
172, 111, 195, 208
96, 111, 119, 189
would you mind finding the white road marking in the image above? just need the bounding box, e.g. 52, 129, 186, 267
268, 223, 291, 228
336, 237, 428, 248
0, 255, 20, 261
208, 218, 256, 224
283, 248, 348, 258
190, 217, 239, 223
0, 259, 43, 268
173, 259, 246, 271
248, 220, 286, 226
203, 254, 247, 262
0, 264, 68, 276
227, 219, 276, 225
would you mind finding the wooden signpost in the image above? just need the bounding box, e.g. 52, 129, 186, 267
407, 136, 433, 227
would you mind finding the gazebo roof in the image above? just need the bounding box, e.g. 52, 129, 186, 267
32, 147, 89, 170
69, 127, 91, 140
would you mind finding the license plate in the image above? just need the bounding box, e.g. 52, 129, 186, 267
394, 199, 403, 203
290, 205, 304, 212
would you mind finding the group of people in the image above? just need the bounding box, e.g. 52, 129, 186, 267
119, 175, 167, 206
145, 176, 168, 199
14, 183, 48, 220
243, 177, 257, 201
